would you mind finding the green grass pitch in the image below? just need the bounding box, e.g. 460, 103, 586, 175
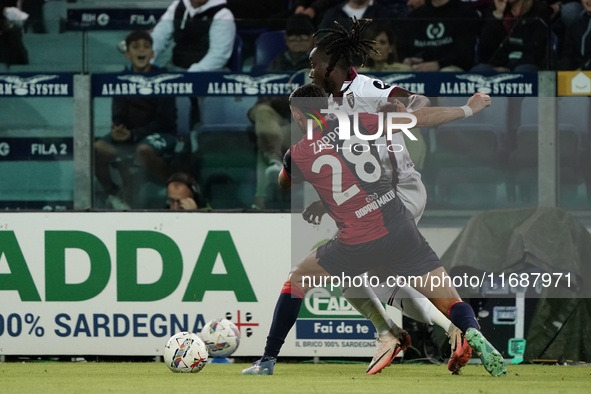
1, 363, 590, 393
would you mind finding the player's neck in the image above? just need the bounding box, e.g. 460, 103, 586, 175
331, 68, 355, 96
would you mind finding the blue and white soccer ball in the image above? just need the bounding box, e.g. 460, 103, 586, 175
163, 331, 209, 373
200, 319, 241, 358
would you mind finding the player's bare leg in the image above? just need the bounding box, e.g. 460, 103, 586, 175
409, 267, 507, 377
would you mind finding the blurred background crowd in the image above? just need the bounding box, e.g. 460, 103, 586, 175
1, 0, 590, 212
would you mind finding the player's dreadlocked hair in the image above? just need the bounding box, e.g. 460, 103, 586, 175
314, 17, 379, 79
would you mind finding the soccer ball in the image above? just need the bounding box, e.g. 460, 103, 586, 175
200, 318, 241, 358
163, 332, 208, 373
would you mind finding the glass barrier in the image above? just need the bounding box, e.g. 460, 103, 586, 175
557, 97, 591, 211
1, 12, 582, 215
0, 92, 75, 210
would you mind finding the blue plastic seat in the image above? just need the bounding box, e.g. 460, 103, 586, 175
228, 34, 244, 72
252, 30, 286, 73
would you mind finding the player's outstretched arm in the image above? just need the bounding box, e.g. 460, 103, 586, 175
412, 93, 491, 128
378, 93, 490, 129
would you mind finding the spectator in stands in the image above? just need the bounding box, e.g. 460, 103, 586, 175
398, 0, 478, 72
249, 14, 315, 209
0, 0, 28, 65
167, 172, 209, 210
228, 0, 289, 20
473, 0, 552, 72
95, 31, 177, 210
385, 0, 413, 18
151, 0, 236, 72
559, 0, 591, 70
360, 22, 411, 71
295, 0, 342, 23
318, 0, 392, 31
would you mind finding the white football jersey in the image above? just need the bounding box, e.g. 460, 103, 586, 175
327, 71, 418, 183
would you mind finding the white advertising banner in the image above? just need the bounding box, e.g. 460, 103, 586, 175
0, 212, 394, 357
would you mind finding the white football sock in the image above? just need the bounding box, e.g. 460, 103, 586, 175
372, 282, 452, 332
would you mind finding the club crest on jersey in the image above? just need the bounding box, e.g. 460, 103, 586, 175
346, 91, 355, 109
365, 193, 379, 203
373, 80, 391, 90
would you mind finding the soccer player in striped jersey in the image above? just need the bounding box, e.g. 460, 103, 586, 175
304, 18, 481, 374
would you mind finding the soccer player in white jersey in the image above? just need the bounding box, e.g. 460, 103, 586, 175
304, 18, 482, 374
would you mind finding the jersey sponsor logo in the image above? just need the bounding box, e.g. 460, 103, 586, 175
426, 22, 445, 40
211, 74, 298, 95
365, 193, 379, 203
354, 190, 395, 218
0, 75, 68, 96
414, 36, 453, 48
452, 74, 532, 95
346, 91, 355, 108
372, 80, 391, 90
100, 74, 191, 95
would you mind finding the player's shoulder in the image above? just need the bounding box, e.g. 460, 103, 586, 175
353, 74, 396, 96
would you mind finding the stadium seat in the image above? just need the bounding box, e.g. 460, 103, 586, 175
23, 32, 83, 71
424, 97, 508, 208
0, 97, 73, 135
0, 161, 74, 204
198, 96, 258, 133
43, 0, 65, 34
228, 34, 244, 72
0, 96, 75, 206
508, 97, 587, 203
87, 31, 129, 69
196, 130, 257, 209
252, 30, 286, 74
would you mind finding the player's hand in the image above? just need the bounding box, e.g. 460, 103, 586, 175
493, 0, 507, 18
302, 200, 327, 225
412, 61, 440, 72
407, 0, 425, 9
466, 93, 491, 115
